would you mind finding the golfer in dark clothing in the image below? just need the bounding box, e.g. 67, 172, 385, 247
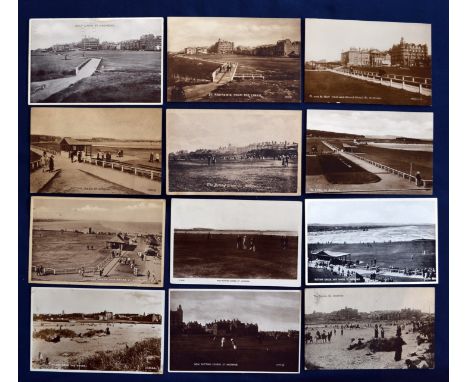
48, 156, 54, 172
394, 336, 406, 361
374, 324, 379, 339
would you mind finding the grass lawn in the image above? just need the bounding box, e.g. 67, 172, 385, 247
358, 145, 433, 179
305, 71, 431, 106
173, 232, 298, 279
307, 154, 381, 184
30, 53, 87, 82
170, 334, 299, 372
168, 159, 298, 193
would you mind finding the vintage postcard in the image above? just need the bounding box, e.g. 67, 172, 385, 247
29, 18, 163, 104
30, 108, 162, 195
166, 109, 301, 195
30, 287, 165, 373
171, 199, 302, 287
304, 287, 435, 370
29, 196, 165, 287
305, 198, 438, 285
306, 110, 433, 194
169, 289, 301, 373
305, 19, 432, 106
167, 17, 301, 102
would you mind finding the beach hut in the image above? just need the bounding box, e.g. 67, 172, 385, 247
59, 137, 93, 156
106, 234, 128, 251
309, 250, 351, 264
342, 143, 359, 153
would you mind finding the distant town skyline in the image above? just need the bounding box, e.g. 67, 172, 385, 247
168, 17, 300, 52
31, 108, 162, 140
307, 110, 433, 140
305, 288, 434, 314
30, 18, 163, 50
305, 19, 431, 62
32, 288, 164, 315
171, 290, 300, 331
33, 197, 164, 223
167, 109, 301, 152
306, 199, 437, 225
172, 199, 301, 232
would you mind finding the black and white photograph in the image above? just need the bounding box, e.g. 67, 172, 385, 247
167, 17, 301, 102
30, 108, 162, 195
306, 198, 437, 285
169, 289, 301, 373
167, 109, 301, 195
29, 18, 163, 104
305, 19, 432, 106
171, 199, 301, 286
304, 287, 435, 370
29, 197, 165, 287
31, 287, 164, 374
306, 110, 433, 194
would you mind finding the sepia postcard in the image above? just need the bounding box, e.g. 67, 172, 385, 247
304, 19, 432, 106
169, 289, 301, 373
30, 287, 165, 374
167, 17, 301, 102
304, 287, 435, 370
30, 108, 162, 195
305, 198, 438, 285
29, 18, 163, 105
29, 196, 165, 287
306, 110, 433, 194
166, 109, 301, 195
171, 199, 302, 287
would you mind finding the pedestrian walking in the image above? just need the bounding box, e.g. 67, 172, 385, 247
49, 155, 54, 172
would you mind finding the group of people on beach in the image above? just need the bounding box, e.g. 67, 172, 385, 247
41, 151, 54, 172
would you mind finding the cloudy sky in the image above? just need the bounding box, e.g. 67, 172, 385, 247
167, 109, 301, 152
306, 198, 437, 225
31, 108, 161, 140
32, 197, 164, 223
305, 18, 431, 61
168, 17, 300, 52
307, 110, 433, 140
305, 287, 434, 314
171, 290, 300, 331
172, 199, 301, 232
30, 18, 163, 50
32, 287, 164, 315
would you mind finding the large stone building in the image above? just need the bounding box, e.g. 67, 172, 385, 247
139, 34, 162, 51
389, 37, 430, 67
80, 37, 99, 50
170, 304, 184, 334
341, 48, 370, 66
210, 38, 234, 54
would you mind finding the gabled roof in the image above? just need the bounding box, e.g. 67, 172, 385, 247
60, 137, 93, 146
311, 250, 351, 258
107, 234, 127, 244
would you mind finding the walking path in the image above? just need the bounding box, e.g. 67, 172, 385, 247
29, 148, 160, 194
183, 62, 238, 101
308, 141, 432, 193
30, 58, 102, 102
101, 258, 120, 277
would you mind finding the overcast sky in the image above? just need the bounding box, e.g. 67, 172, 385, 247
172, 199, 301, 232
32, 288, 164, 314
167, 109, 301, 152
30, 18, 163, 50
307, 110, 433, 140
168, 17, 300, 52
305, 288, 434, 314
170, 290, 300, 331
306, 199, 437, 225
305, 18, 431, 61
31, 108, 161, 140
33, 197, 164, 223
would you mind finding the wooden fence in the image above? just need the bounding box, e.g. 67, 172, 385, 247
83, 157, 161, 181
